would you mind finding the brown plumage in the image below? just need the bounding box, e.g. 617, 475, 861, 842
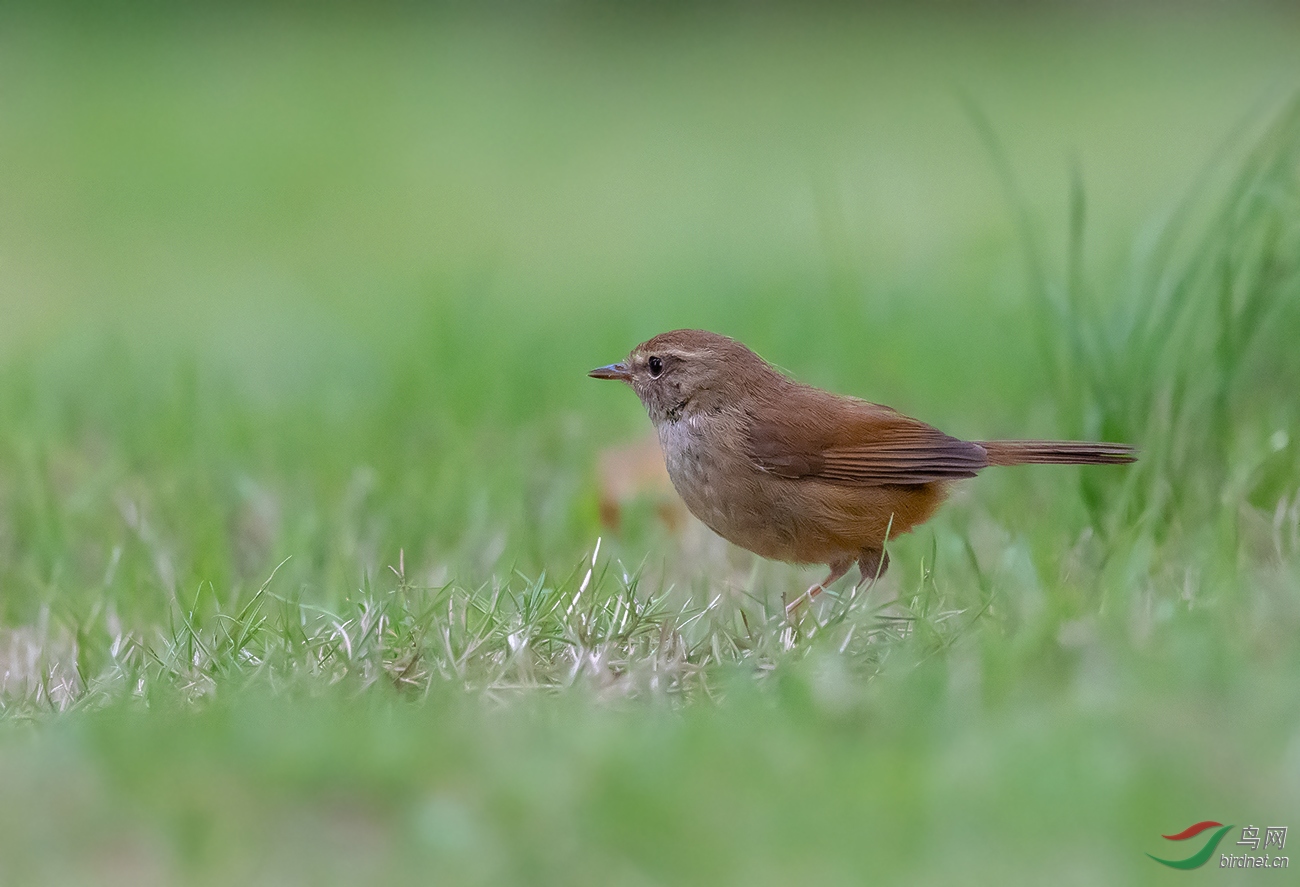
590, 329, 1135, 610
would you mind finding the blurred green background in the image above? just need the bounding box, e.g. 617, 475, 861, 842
1, 4, 1299, 885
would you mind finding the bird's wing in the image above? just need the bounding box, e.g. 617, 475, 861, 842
745, 393, 987, 486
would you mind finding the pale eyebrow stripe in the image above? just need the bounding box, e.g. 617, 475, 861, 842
635, 348, 702, 361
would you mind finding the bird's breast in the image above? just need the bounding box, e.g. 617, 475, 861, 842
656, 413, 798, 560
658, 415, 727, 507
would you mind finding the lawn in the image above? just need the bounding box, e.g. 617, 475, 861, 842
1, 5, 1299, 885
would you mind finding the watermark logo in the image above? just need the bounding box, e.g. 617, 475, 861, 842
1148, 821, 1234, 870
1148, 822, 1289, 871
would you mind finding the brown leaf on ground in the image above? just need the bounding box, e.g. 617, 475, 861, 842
596, 434, 687, 532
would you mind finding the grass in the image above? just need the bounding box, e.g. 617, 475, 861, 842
1, 6, 1299, 885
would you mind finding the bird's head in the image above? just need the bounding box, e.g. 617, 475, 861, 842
589, 329, 776, 424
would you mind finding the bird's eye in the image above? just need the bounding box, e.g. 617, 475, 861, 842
647, 356, 664, 378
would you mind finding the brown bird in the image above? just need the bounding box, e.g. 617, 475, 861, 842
590, 329, 1135, 610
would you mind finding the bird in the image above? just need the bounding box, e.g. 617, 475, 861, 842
589, 329, 1135, 611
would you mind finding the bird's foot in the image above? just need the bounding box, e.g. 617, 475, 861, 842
784, 560, 854, 620
784, 583, 824, 617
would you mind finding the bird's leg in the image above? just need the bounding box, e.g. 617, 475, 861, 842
855, 548, 890, 589
785, 558, 853, 615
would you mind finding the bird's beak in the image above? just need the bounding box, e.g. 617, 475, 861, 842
588, 362, 632, 382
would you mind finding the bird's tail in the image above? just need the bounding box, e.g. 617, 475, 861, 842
977, 439, 1136, 467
